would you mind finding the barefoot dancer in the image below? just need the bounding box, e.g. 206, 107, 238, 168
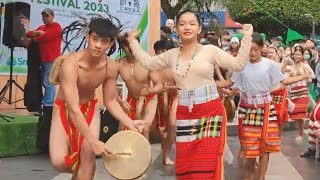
141, 40, 176, 165
128, 9, 254, 180
282, 47, 315, 140
267, 46, 290, 132
117, 33, 157, 140
219, 36, 312, 180
49, 18, 145, 179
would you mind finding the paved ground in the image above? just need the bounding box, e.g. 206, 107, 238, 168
0, 130, 319, 180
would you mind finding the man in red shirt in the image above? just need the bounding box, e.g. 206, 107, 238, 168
26, 8, 62, 109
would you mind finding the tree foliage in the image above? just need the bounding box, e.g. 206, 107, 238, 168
224, 0, 320, 38
161, 0, 223, 20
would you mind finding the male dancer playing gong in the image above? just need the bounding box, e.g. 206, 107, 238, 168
49, 18, 145, 180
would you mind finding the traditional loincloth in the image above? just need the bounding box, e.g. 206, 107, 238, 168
175, 84, 226, 180
237, 101, 280, 158
289, 85, 309, 120
155, 91, 177, 129
271, 87, 289, 125
121, 94, 156, 130
54, 98, 98, 176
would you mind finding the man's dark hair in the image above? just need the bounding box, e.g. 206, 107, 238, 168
208, 35, 221, 47
252, 33, 264, 47
62, 14, 124, 55
88, 18, 119, 40
306, 38, 317, 47
154, 40, 175, 53
162, 26, 171, 34
118, 32, 140, 54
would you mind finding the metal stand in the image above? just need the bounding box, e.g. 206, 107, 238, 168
0, 48, 24, 122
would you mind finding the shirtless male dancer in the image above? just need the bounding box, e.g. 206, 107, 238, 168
141, 40, 177, 165
117, 33, 157, 140
49, 18, 145, 180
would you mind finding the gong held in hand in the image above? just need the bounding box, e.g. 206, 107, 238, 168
103, 131, 151, 180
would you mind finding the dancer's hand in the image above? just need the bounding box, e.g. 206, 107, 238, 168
128, 29, 141, 41
120, 100, 131, 112
214, 64, 221, 70
163, 83, 170, 92
141, 86, 150, 96
129, 120, 146, 133
215, 81, 223, 88
240, 24, 253, 37
163, 83, 177, 91
91, 140, 115, 158
282, 56, 289, 65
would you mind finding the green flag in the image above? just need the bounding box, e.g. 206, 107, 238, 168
286, 28, 304, 44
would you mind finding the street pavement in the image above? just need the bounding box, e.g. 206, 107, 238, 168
0, 130, 319, 180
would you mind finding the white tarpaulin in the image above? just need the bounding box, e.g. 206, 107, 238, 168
0, 0, 150, 75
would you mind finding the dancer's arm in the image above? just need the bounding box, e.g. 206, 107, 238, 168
141, 71, 164, 95
60, 55, 113, 156
281, 56, 291, 73
116, 95, 131, 112
279, 62, 313, 85
116, 95, 123, 103
210, 24, 253, 71
103, 60, 144, 131
303, 63, 316, 79
216, 79, 234, 88
214, 65, 225, 81
270, 86, 284, 93
128, 35, 174, 70
221, 88, 238, 97
281, 74, 310, 85
164, 83, 178, 91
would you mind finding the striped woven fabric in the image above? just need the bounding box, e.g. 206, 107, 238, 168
55, 98, 97, 176
271, 87, 289, 125
175, 98, 226, 180
240, 91, 272, 105
238, 102, 280, 158
289, 86, 309, 120
308, 119, 320, 146
308, 103, 320, 146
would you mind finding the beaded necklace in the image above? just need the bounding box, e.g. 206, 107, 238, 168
175, 44, 200, 78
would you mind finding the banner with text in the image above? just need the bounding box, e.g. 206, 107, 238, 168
0, 0, 150, 75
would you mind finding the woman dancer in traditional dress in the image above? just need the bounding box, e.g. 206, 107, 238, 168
127, 9, 254, 180
282, 47, 315, 140
215, 36, 312, 180
267, 46, 289, 132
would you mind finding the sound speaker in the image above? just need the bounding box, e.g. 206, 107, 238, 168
3, 2, 30, 48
